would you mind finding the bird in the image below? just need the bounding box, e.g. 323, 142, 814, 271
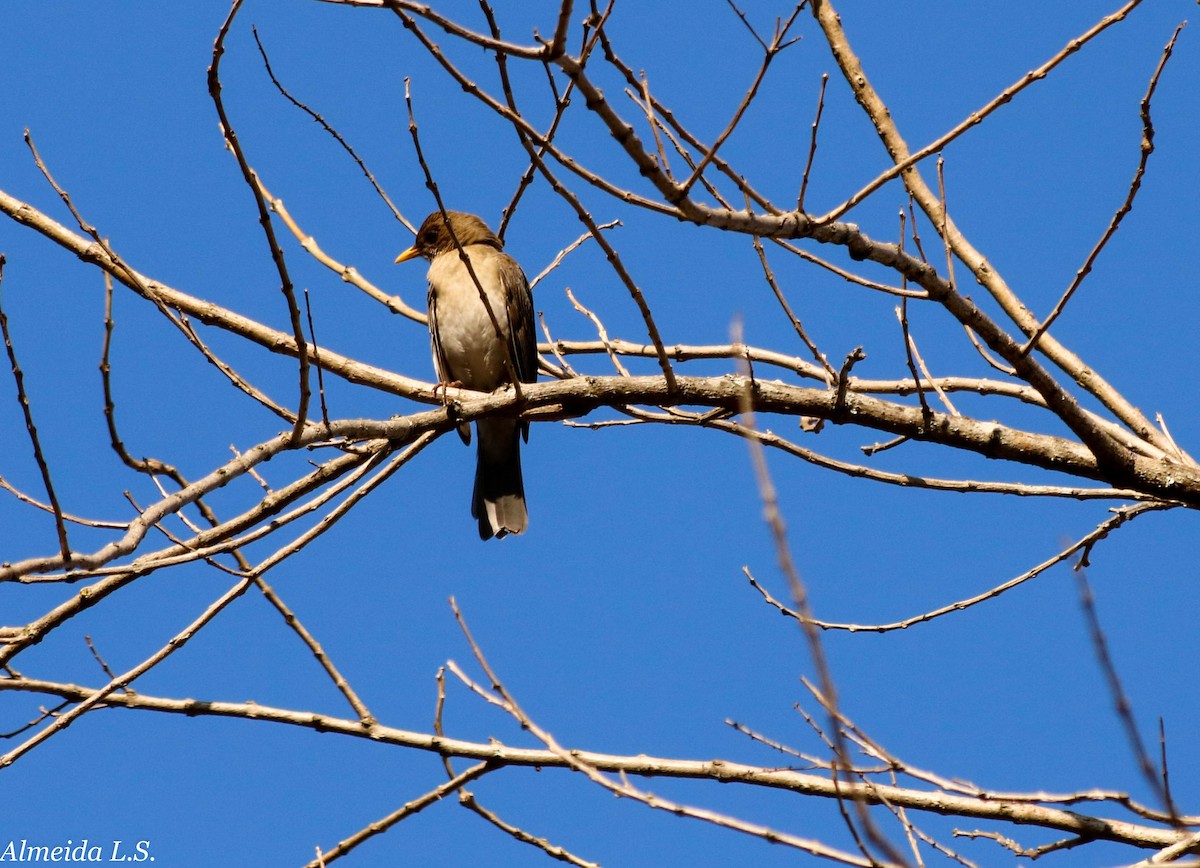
395, 210, 537, 540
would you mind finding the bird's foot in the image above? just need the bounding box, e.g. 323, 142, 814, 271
433, 380, 464, 405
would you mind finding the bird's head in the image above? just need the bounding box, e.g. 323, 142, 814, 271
395, 210, 502, 264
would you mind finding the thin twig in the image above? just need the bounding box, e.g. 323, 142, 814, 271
771, 238, 924, 298
0, 476, 124, 530
742, 501, 1169, 632
485, 1, 586, 240
0, 256, 70, 564
459, 792, 601, 868
446, 598, 893, 866
208, 0, 311, 443
751, 235, 835, 381
896, 299, 932, 427
798, 73, 828, 211
0, 700, 71, 740
0, 576, 255, 769
817, 0, 1149, 224
305, 762, 493, 866
537, 312, 578, 377
734, 320, 901, 866
528, 221, 620, 290
567, 288, 630, 376
1021, 23, 1184, 356
83, 636, 120, 684
256, 175, 425, 322
678, 3, 803, 198
1075, 568, 1180, 825
302, 287, 331, 426
251, 26, 415, 233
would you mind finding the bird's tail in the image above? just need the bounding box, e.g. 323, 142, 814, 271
472, 418, 528, 540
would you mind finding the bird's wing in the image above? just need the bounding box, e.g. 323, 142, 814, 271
498, 255, 537, 386
496, 254, 536, 443
427, 280, 451, 384
427, 276, 473, 445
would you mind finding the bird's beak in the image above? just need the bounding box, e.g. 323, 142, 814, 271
394, 246, 421, 265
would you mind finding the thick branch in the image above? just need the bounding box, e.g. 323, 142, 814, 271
0, 187, 428, 400
808, 0, 1174, 467
0, 677, 1188, 852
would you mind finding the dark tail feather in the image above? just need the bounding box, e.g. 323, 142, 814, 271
472, 418, 528, 540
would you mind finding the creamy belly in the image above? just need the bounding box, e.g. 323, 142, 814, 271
428, 245, 513, 391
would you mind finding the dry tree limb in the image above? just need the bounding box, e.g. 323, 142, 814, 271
255, 176, 425, 322
445, 598, 895, 867
0, 187, 433, 400
797, 72, 829, 212
0, 576, 255, 769
372, 0, 1192, 498
1132, 830, 1200, 866
0, 189, 1191, 513
566, 288, 629, 377
303, 762, 494, 867
0, 445, 382, 664
809, 0, 1177, 466
742, 501, 1171, 633
1021, 22, 1185, 356
9, 144, 1180, 490
817, 0, 1149, 224
250, 25, 417, 234
0, 476, 124, 530
5, 669, 1193, 852
1, 230, 71, 568
209, 0, 311, 443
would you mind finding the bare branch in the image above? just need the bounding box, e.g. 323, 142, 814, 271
743, 502, 1170, 632
251, 26, 416, 234
2, 674, 1191, 852
305, 762, 493, 866
208, 0, 311, 443
818, 0, 1149, 224
809, 0, 1177, 465
0, 256, 71, 564
797, 72, 828, 212
1075, 569, 1181, 825
1021, 22, 1185, 355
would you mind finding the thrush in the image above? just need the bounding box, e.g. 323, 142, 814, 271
395, 210, 537, 540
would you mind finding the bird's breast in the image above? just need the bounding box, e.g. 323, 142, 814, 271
428, 246, 513, 391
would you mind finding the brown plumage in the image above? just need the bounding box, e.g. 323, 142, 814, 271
395, 211, 536, 540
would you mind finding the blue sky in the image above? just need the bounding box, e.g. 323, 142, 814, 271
2, 2, 1199, 866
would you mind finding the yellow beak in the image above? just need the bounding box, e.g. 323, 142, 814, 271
394, 246, 421, 264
